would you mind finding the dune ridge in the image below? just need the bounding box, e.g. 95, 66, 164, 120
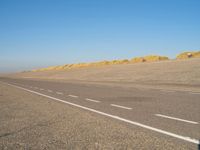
32, 51, 199, 72
176, 51, 200, 59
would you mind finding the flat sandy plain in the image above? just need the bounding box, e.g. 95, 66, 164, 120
9, 58, 200, 91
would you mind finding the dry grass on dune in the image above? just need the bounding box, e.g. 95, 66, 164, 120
143, 55, 169, 62
176, 51, 200, 59
32, 55, 169, 72
131, 55, 169, 63
31, 51, 200, 72
131, 57, 146, 63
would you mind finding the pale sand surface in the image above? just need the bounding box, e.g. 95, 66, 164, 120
4, 58, 200, 91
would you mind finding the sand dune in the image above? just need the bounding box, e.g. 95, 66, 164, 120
32, 55, 169, 72
8, 58, 200, 90
31, 51, 200, 72
176, 51, 200, 59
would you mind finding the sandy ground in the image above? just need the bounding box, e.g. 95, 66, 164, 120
6, 58, 200, 91
0, 82, 194, 150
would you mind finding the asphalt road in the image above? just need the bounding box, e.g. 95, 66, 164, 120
0, 77, 199, 149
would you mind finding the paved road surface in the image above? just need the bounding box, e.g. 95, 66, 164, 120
0, 77, 199, 149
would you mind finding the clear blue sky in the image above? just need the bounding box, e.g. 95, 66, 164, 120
0, 0, 200, 72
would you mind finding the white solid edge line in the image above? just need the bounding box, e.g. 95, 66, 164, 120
155, 114, 199, 125
111, 104, 132, 110
1, 81, 199, 145
85, 98, 100, 103
68, 94, 78, 98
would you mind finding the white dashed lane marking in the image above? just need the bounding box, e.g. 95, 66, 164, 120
40, 88, 44, 91
110, 104, 132, 110
47, 90, 53, 93
68, 94, 79, 98
155, 114, 199, 125
85, 98, 100, 103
